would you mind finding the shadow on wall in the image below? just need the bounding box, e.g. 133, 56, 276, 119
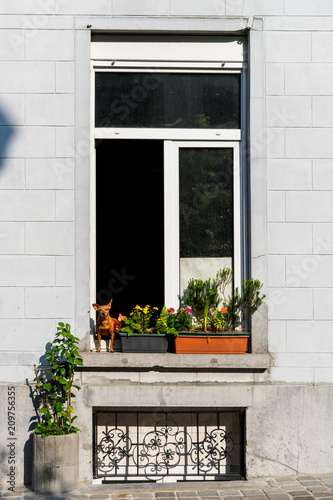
24, 345, 53, 487
0, 106, 15, 171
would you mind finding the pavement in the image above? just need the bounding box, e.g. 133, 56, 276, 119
1, 475, 333, 500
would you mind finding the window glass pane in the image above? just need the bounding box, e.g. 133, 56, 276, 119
179, 148, 234, 296
95, 72, 240, 129
179, 147, 233, 258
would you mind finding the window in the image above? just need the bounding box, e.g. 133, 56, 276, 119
91, 36, 247, 323
164, 141, 241, 308
95, 72, 241, 129
93, 408, 245, 481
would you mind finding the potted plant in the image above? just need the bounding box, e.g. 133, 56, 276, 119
175, 268, 265, 354
32, 322, 83, 494
118, 304, 170, 353
155, 306, 193, 335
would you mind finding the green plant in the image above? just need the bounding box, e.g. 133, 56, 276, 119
154, 306, 192, 335
154, 306, 178, 336
173, 307, 193, 331
239, 278, 266, 330
33, 322, 83, 437
119, 305, 158, 336
184, 276, 220, 314
217, 276, 265, 332
223, 296, 240, 330
184, 271, 227, 332
210, 308, 227, 332
184, 268, 265, 333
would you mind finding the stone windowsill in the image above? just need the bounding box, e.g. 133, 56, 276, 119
79, 352, 271, 372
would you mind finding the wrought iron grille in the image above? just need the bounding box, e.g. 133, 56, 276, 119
93, 409, 245, 482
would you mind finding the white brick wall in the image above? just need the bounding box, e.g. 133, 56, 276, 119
0, 16, 75, 376
0, 62, 55, 92
266, 32, 311, 62
266, 25, 333, 383
267, 160, 312, 190
0, 2, 333, 384
285, 0, 333, 16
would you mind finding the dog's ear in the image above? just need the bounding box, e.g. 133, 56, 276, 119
107, 299, 113, 308
92, 303, 99, 311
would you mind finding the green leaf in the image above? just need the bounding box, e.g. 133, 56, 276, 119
33, 320, 82, 435
55, 402, 63, 413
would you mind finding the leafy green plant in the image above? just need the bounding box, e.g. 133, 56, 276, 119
184, 268, 265, 333
184, 276, 221, 314
221, 295, 241, 331
239, 278, 266, 330
33, 322, 83, 437
154, 306, 192, 336
210, 308, 227, 332
172, 307, 193, 331
119, 305, 158, 336
154, 306, 178, 336
184, 271, 228, 332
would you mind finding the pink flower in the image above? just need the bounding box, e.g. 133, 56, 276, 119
167, 307, 175, 314
185, 307, 192, 314
118, 314, 126, 322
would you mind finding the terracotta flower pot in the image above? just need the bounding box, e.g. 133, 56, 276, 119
175, 332, 249, 354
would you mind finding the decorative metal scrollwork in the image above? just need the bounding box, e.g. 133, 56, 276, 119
96, 417, 236, 480
97, 428, 132, 473
192, 428, 234, 474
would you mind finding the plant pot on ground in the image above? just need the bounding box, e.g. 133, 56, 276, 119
32, 322, 83, 494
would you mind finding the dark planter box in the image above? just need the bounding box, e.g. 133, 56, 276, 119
119, 333, 168, 353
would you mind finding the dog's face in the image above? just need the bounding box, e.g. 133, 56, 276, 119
92, 300, 112, 318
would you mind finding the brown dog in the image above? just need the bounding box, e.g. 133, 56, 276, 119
92, 299, 118, 352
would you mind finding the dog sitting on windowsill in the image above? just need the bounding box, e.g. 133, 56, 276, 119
92, 299, 120, 352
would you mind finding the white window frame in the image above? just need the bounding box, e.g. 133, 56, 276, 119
164, 140, 241, 310
93, 62, 244, 142
91, 59, 246, 331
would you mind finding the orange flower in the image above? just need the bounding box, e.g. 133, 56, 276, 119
221, 307, 227, 314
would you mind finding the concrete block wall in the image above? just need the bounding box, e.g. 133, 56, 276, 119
0, 0, 332, 380
265, 24, 333, 383
0, 12, 75, 381
1, 0, 333, 485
